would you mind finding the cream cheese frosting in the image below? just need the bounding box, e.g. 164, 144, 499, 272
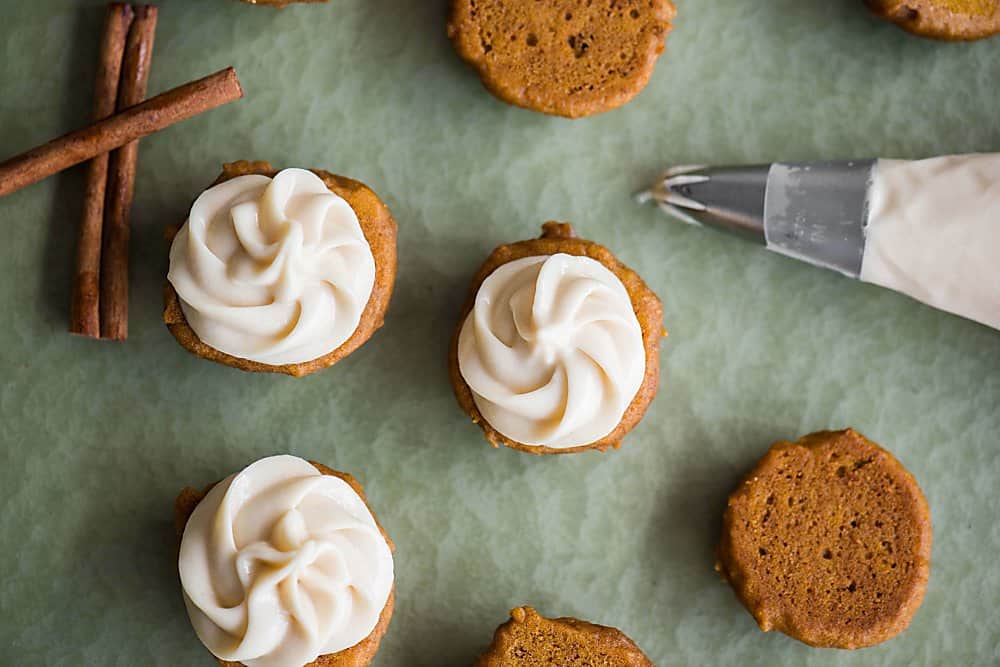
167, 168, 376, 366
178, 455, 393, 667
457, 253, 646, 449
862, 154, 1000, 331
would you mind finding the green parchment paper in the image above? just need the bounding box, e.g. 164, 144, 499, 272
1, 1, 998, 665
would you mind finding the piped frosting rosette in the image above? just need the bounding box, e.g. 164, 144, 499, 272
178, 455, 393, 667
458, 253, 646, 449
168, 168, 375, 366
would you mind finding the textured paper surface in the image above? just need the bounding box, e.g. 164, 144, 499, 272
1, 1, 998, 665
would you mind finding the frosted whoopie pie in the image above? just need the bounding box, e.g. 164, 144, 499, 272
175, 455, 395, 667
450, 222, 663, 455
165, 161, 397, 377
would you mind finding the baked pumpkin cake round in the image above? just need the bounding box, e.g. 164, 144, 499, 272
174, 455, 395, 667
164, 161, 397, 377
864, 0, 1000, 40
475, 606, 654, 667
716, 429, 932, 649
447, 0, 677, 118
449, 222, 663, 455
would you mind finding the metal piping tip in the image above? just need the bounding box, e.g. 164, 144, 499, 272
635, 165, 711, 227
637, 163, 770, 242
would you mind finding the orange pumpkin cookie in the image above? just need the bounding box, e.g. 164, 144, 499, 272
475, 607, 654, 666
447, 0, 676, 118
864, 0, 1000, 40
716, 429, 932, 649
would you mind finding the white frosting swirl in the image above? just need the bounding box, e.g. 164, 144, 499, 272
179, 455, 393, 667
458, 253, 646, 449
168, 168, 376, 366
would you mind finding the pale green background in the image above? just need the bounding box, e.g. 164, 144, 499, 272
1, 1, 998, 665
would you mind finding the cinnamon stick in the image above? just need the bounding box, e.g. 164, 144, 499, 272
100, 4, 158, 340
70, 3, 134, 338
0, 67, 243, 198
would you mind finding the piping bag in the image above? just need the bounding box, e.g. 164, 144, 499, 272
638, 153, 1000, 331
